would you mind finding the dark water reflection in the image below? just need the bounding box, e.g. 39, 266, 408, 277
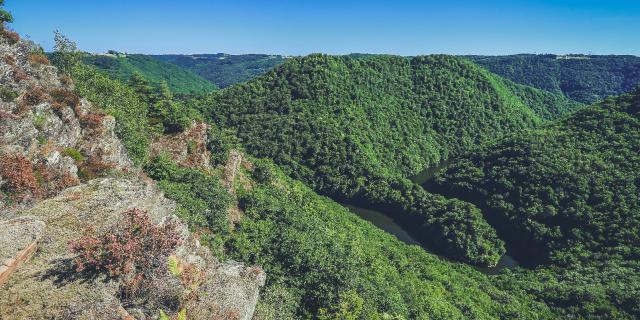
345, 204, 518, 275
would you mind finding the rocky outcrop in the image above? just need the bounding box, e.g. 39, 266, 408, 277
0, 29, 265, 319
149, 121, 212, 170
0, 178, 265, 319
0, 33, 133, 212
0, 216, 44, 285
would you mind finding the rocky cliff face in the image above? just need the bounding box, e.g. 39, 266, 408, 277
0, 178, 265, 320
0, 30, 264, 319
0, 31, 132, 212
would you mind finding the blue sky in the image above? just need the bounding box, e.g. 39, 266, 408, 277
6, 0, 640, 56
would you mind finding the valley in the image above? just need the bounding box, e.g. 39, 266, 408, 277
1, 1, 640, 319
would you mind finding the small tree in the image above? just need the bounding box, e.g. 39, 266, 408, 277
129, 72, 155, 102
0, 0, 14, 26
50, 30, 79, 74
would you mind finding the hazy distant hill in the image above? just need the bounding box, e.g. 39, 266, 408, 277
81, 53, 217, 95
151, 53, 286, 88
466, 54, 640, 103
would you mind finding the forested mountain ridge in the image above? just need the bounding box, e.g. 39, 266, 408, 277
466, 54, 640, 104
195, 53, 582, 266
81, 53, 217, 95
202, 53, 578, 194
432, 87, 640, 318
152, 53, 286, 88
35, 35, 554, 318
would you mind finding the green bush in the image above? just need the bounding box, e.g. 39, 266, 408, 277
207, 126, 241, 165
70, 62, 150, 165
0, 86, 18, 102
144, 154, 231, 234
62, 147, 86, 162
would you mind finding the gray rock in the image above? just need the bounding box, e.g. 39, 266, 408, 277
0, 178, 265, 319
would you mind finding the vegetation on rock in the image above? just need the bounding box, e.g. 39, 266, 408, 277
68, 208, 182, 294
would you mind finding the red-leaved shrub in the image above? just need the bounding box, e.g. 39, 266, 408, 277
27, 53, 50, 65
0, 153, 38, 196
19, 86, 50, 114
50, 88, 80, 112
0, 28, 20, 44
68, 208, 182, 293
78, 156, 117, 181
3, 54, 16, 67
60, 75, 73, 87
12, 69, 28, 82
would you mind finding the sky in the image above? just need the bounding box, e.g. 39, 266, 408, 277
6, 0, 640, 56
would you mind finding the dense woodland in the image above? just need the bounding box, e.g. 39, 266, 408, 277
47, 31, 640, 318
196, 53, 583, 265
432, 88, 640, 317
467, 54, 640, 104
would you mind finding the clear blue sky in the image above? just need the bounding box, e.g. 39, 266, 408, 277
6, 0, 640, 56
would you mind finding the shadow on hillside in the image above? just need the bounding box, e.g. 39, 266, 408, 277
39, 258, 110, 287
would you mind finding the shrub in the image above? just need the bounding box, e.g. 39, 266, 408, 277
50, 88, 80, 109
0, 0, 13, 25
77, 157, 116, 180
145, 154, 231, 234
19, 87, 50, 113
12, 69, 27, 82
0, 28, 19, 44
68, 208, 182, 294
252, 160, 273, 184
57, 172, 80, 190
207, 126, 241, 165
0, 86, 17, 102
60, 75, 73, 87
62, 147, 86, 162
3, 54, 15, 66
27, 53, 49, 65
33, 112, 46, 129
0, 153, 38, 196
33, 163, 80, 197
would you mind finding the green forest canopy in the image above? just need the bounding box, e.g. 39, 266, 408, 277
195, 53, 583, 266
432, 88, 640, 318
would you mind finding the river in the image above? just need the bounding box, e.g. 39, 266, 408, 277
343, 162, 519, 275
345, 204, 518, 275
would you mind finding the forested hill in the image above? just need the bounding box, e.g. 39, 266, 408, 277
197, 54, 582, 266
81, 53, 217, 95
433, 86, 640, 266
202, 54, 579, 197
466, 54, 640, 104
152, 53, 286, 88
432, 88, 640, 318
